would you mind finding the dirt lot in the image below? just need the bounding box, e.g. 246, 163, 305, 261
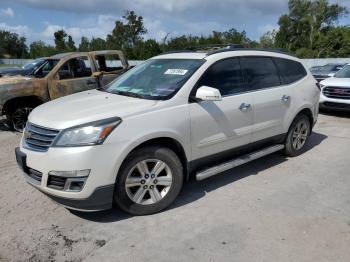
0, 112, 349, 262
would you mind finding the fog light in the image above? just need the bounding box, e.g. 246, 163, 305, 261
48, 170, 90, 177
69, 181, 85, 191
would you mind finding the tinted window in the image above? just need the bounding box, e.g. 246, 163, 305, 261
196, 58, 245, 96
274, 58, 307, 84
240, 57, 280, 90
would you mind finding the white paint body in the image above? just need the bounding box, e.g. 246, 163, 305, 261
20, 50, 320, 201
320, 77, 350, 109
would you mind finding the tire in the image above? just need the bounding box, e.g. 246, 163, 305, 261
7, 105, 33, 132
283, 114, 311, 157
114, 146, 183, 215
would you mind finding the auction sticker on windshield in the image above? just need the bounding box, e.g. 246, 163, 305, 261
164, 69, 188, 75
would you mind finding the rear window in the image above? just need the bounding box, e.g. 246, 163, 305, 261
274, 58, 307, 85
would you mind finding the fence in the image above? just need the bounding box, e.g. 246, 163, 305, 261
0, 59, 143, 67
1, 58, 350, 69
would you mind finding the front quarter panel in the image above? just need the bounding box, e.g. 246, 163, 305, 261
104, 102, 191, 183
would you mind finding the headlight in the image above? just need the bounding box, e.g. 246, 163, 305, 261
54, 117, 121, 147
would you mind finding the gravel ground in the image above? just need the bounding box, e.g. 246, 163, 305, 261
0, 112, 349, 262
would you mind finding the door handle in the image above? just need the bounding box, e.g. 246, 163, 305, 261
239, 103, 251, 112
281, 95, 290, 102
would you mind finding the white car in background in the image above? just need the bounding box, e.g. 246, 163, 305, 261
320, 64, 350, 111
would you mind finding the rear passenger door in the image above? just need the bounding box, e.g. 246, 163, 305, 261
189, 58, 254, 161
240, 56, 290, 142
91, 51, 129, 87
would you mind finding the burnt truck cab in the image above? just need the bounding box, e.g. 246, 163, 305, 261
0, 50, 129, 131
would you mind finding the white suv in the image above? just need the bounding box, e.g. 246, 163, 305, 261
15, 48, 320, 215
319, 64, 350, 112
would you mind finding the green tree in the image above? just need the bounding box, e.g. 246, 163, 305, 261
66, 35, 76, 51
90, 38, 107, 51
29, 41, 56, 58
260, 30, 277, 48
275, 0, 348, 57
0, 30, 28, 58
106, 10, 147, 50
54, 30, 68, 51
79, 37, 90, 51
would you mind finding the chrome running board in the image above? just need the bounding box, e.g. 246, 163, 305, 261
196, 144, 285, 181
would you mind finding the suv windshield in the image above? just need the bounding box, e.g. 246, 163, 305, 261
335, 65, 350, 78
22, 58, 46, 70
33, 59, 59, 78
102, 59, 205, 100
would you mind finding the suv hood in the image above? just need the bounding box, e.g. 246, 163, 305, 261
321, 77, 350, 88
29, 89, 159, 130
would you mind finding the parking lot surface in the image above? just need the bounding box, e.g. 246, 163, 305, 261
0, 113, 349, 262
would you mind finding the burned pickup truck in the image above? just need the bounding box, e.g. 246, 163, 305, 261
0, 50, 130, 131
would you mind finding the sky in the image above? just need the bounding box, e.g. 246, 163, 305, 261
0, 0, 349, 45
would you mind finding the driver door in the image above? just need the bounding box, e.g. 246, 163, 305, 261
49, 56, 98, 100
189, 57, 254, 162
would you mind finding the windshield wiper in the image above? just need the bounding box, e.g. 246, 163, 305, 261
111, 90, 145, 99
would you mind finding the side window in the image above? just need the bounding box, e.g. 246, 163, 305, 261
57, 56, 92, 80
240, 57, 281, 90
95, 54, 122, 73
273, 58, 307, 85
196, 58, 245, 96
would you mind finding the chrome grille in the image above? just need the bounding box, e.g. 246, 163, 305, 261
23, 123, 60, 152
323, 86, 350, 100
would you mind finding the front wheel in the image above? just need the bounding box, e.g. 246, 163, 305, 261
283, 114, 311, 157
114, 146, 183, 215
8, 106, 33, 132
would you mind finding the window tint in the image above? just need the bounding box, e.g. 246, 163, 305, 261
196, 58, 245, 96
57, 57, 92, 80
274, 58, 307, 84
240, 57, 281, 90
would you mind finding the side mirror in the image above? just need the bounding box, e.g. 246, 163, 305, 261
195, 86, 222, 101
93, 71, 103, 78
328, 73, 335, 77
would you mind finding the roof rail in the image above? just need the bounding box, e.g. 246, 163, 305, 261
161, 43, 244, 55
207, 47, 295, 57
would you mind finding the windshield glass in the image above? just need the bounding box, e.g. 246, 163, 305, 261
33, 59, 59, 78
22, 59, 45, 70
102, 59, 205, 100
335, 65, 350, 78
318, 64, 343, 73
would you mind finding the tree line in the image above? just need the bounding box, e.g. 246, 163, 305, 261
0, 0, 349, 60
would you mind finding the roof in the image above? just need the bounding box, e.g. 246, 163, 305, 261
153, 49, 299, 62
50, 52, 76, 59
152, 52, 208, 60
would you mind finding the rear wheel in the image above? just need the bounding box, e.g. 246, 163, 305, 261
283, 114, 311, 157
114, 146, 183, 215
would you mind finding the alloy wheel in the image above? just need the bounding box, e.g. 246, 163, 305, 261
125, 159, 173, 205
292, 121, 309, 150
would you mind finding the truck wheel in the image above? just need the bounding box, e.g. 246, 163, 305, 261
114, 146, 183, 215
283, 114, 311, 157
8, 106, 33, 132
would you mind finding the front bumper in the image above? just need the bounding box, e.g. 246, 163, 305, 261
15, 146, 116, 211
319, 92, 350, 111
